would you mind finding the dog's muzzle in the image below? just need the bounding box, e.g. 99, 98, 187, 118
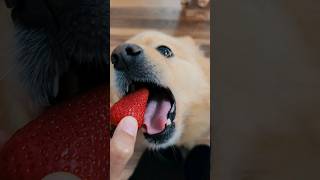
111, 43, 177, 146
111, 43, 144, 71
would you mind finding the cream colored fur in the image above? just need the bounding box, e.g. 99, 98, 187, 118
110, 31, 210, 179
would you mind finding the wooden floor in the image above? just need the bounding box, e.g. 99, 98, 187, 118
110, 0, 210, 58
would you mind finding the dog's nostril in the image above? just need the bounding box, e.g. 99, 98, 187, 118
111, 53, 125, 71
125, 45, 142, 56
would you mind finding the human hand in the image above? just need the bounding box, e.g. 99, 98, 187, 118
110, 116, 138, 180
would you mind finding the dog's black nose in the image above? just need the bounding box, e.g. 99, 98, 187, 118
111, 44, 143, 71
125, 44, 142, 56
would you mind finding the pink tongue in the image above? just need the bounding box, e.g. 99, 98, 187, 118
143, 100, 171, 134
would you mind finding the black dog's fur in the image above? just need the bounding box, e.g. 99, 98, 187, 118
6, 0, 109, 105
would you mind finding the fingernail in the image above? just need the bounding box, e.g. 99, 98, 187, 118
119, 116, 138, 136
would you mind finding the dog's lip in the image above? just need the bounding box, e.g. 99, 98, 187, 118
143, 121, 175, 144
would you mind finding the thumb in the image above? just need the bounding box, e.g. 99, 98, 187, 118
110, 116, 138, 180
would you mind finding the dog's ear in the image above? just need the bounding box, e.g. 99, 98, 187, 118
179, 36, 196, 46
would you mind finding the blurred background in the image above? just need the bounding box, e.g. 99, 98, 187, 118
214, 0, 320, 179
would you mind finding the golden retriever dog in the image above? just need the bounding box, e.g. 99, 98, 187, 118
110, 31, 210, 179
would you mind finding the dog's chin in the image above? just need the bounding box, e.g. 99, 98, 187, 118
143, 121, 176, 150
119, 80, 178, 149
143, 127, 182, 150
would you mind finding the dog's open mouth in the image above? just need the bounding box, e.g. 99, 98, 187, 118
125, 81, 176, 144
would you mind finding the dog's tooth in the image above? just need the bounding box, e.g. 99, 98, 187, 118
170, 103, 175, 113
166, 119, 172, 125
126, 85, 129, 93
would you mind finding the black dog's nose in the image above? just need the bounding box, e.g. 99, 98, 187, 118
111, 44, 143, 71
125, 44, 142, 56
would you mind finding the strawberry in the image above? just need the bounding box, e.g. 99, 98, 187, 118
111, 88, 149, 128
0, 86, 109, 180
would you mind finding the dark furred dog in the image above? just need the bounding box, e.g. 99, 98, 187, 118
5, 0, 109, 105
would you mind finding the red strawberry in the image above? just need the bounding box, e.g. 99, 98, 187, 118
0, 86, 109, 180
111, 88, 149, 128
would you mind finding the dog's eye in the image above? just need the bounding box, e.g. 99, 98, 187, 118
156, 45, 174, 58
